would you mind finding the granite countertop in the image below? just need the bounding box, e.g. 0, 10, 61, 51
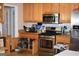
19, 30, 38, 34
55, 50, 79, 56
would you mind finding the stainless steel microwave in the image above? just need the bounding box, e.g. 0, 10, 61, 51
43, 13, 60, 24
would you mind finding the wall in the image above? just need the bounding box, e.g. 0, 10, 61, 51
17, 4, 23, 29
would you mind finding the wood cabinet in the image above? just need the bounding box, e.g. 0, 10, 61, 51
23, 3, 79, 23
23, 3, 43, 22
42, 3, 71, 23
42, 3, 52, 14
60, 3, 72, 23
42, 3, 59, 13
59, 3, 79, 23
56, 35, 70, 44
71, 3, 79, 11
23, 3, 60, 22
23, 3, 34, 22
0, 3, 4, 23
51, 3, 60, 13
33, 3, 43, 22
19, 30, 39, 55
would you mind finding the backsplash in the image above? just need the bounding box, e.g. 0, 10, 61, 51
23, 22, 37, 27
23, 22, 71, 29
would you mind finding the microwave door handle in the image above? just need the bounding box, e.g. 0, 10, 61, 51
53, 16, 55, 22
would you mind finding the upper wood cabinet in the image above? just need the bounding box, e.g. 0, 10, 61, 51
42, 3, 52, 14
42, 3, 60, 14
51, 3, 60, 13
23, 3, 79, 23
23, 3, 43, 22
60, 3, 72, 23
0, 3, 4, 23
71, 3, 79, 11
33, 3, 43, 22
23, 3, 34, 22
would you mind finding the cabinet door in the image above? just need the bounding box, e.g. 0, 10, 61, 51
71, 3, 79, 11
56, 35, 70, 44
51, 3, 59, 13
60, 3, 72, 23
23, 3, 34, 22
33, 3, 43, 22
42, 3, 52, 14
0, 3, 4, 23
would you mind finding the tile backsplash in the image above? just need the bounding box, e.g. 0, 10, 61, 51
23, 22, 71, 29
23, 23, 71, 35
23, 22, 37, 27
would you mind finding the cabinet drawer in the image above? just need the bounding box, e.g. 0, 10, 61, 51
19, 33, 38, 40
19, 33, 26, 38
56, 35, 70, 44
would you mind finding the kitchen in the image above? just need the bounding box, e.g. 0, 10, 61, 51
0, 3, 79, 56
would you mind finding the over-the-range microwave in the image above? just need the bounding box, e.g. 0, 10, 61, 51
43, 13, 60, 24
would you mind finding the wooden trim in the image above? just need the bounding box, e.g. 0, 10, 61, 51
5, 35, 11, 54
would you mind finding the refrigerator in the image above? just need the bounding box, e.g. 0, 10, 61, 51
70, 10, 79, 51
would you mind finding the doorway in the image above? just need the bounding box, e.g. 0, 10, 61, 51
2, 6, 15, 38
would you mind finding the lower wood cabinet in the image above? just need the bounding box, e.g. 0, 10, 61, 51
19, 30, 39, 55
56, 35, 70, 44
